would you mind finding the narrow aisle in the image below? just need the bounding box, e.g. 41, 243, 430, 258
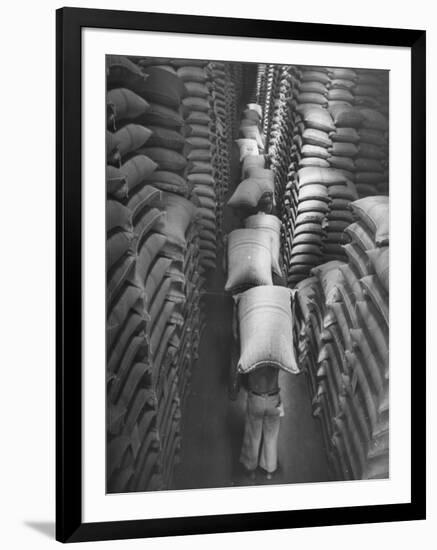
173, 318, 331, 489
173, 142, 331, 489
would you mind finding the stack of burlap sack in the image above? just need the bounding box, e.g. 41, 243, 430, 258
352, 69, 389, 197
274, 65, 389, 285
106, 54, 179, 493
106, 55, 241, 493
284, 92, 359, 284
266, 66, 301, 209
175, 59, 219, 273
295, 66, 389, 198
295, 195, 389, 480
205, 62, 241, 247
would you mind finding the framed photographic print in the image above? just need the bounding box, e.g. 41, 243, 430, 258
56, 7, 426, 543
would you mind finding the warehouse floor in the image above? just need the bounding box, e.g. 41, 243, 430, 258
172, 142, 331, 490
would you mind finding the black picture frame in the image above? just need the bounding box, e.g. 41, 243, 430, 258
56, 6, 426, 543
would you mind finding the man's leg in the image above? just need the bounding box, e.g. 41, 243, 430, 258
240, 393, 264, 474
259, 396, 282, 475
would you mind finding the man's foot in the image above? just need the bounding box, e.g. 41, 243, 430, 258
244, 468, 256, 481
266, 472, 273, 480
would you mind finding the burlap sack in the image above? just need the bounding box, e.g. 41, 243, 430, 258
120, 155, 158, 193
234, 285, 299, 374
142, 66, 187, 108
240, 125, 264, 150
245, 213, 282, 276
225, 229, 273, 292
302, 128, 332, 148
366, 247, 389, 292
145, 170, 190, 196
157, 192, 196, 251
184, 82, 209, 98
296, 105, 335, 133
107, 200, 133, 233
227, 178, 273, 210
182, 96, 210, 112
360, 275, 389, 326
146, 126, 186, 150
111, 124, 152, 157
241, 155, 266, 178
177, 66, 208, 83
329, 104, 364, 128
107, 88, 150, 122
330, 127, 360, 144
138, 147, 187, 172
358, 108, 388, 131
298, 167, 347, 187
235, 139, 260, 161
140, 102, 184, 129
106, 55, 148, 92
350, 196, 389, 246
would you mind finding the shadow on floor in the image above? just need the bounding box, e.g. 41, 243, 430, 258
24, 521, 55, 539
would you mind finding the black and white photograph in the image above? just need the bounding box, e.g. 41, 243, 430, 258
106, 56, 390, 494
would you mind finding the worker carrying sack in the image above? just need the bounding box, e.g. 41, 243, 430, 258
227, 177, 273, 211
234, 286, 299, 374
235, 139, 260, 161
241, 155, 266, 178
225, 229, 273, 292
240, 125, 265, 150
245, 213, 283, 276
246, 103, 263, 119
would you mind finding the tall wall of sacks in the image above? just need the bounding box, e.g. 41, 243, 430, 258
106, 56, 242, 492
295, 199, 389, 480
259, 63, 390, 480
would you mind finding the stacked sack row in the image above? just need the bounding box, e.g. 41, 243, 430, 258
106, 54, 204, 492
289, 65, 389, 197
229, 63, 245, 140
106, 55, 241, 492
177, 59, 241, 273
206, 62, 242, 248
284, 165, 359, 287
295, 196, 389, 480
176, 59, 219, 274
282, 67, 359, 283
255, 64, 268, 118
259, 65, 279, 140
265, 66, 301, 212
256, 65, 389, 286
